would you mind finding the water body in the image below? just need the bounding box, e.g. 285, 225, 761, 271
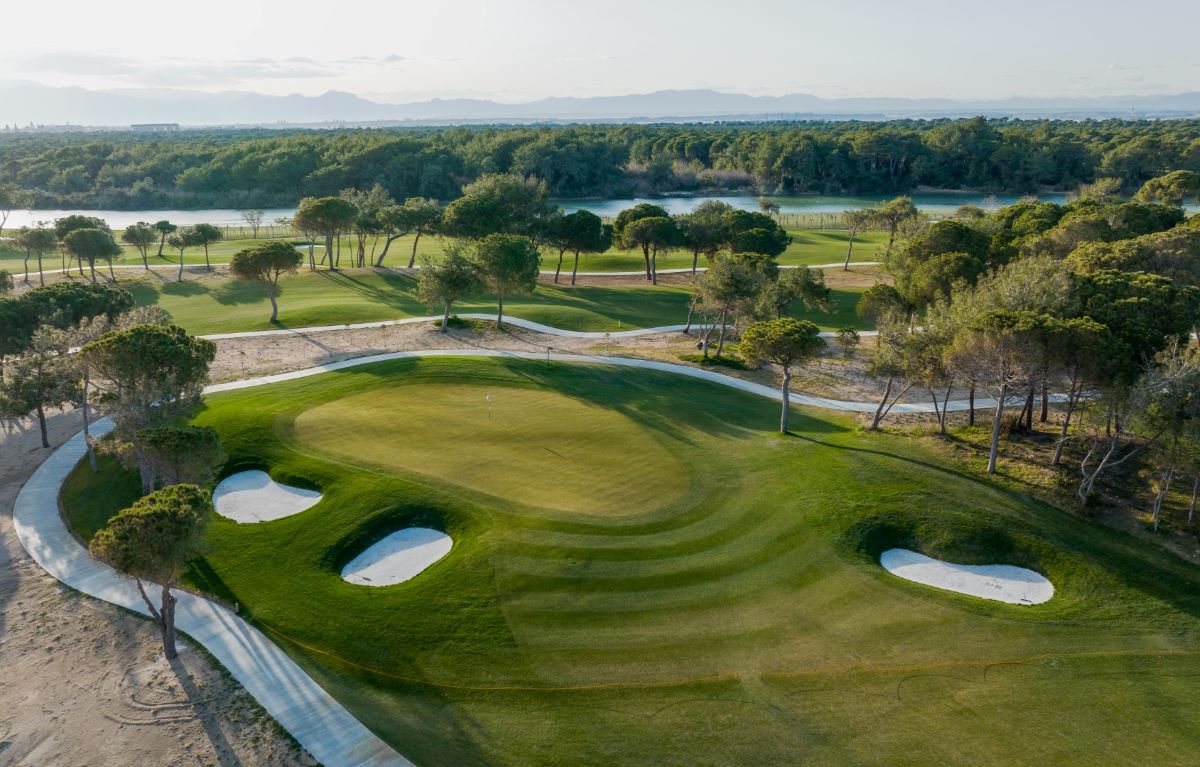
5, 192, 1194, 230
556, 192, 1078, 217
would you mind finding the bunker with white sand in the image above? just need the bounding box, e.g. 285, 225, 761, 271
880, 548, 1054, 605
212, 470, 322, 523
341, 528, 452, 587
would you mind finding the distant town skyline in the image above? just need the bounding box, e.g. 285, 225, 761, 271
2, 0, 1198, 104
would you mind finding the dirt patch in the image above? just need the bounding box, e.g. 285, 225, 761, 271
0, 410, 312, 766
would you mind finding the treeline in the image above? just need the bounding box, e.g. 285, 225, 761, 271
2, 118, 1199, 209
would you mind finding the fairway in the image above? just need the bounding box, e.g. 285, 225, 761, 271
0, 227, 884, 276
121, 270, 868, 334
290, 382, 689, 515
62, 356, 1200, 766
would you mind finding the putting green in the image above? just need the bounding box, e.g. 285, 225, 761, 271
61, 357, 1200, 766
288, 382, 689, 516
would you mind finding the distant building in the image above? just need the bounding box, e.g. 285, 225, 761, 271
130, 123, 179, 133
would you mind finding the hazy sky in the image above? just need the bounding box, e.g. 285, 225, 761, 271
3, 0, 1197, 102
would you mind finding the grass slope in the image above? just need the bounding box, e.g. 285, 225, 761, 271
62, 357, 1200, 766
122, 270, 867, 334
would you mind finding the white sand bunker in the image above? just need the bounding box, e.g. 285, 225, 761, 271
880, 548, 1054, 605
341, 528, 452, 587
212, 470, 322, 523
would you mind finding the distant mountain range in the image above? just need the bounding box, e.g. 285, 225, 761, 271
3, 83, 1200, 129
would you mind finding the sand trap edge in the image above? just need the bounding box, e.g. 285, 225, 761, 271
212, 470, 323, 523
880, 548, 1054, 605
341, 527, 452, 587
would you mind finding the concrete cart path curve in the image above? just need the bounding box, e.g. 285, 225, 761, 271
204, 348, 1013, 414
12, 420, 412, 767
199, 314, 879, 341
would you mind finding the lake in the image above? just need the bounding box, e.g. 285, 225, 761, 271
4, 192, 1194, 230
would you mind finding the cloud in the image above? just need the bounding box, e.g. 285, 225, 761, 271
10, 52, 410, 88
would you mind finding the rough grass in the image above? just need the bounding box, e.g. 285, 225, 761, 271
61, 357, 1200, 766
121, 270, 867, 335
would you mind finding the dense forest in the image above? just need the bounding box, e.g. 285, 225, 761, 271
1, 118, 1199, 209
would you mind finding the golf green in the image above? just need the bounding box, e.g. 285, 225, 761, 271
62, 357, 1200, 766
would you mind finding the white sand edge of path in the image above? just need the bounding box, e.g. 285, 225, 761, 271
27, 260, 879, 279
212, 470, 323, 523
200, 314, 880, 342
341, 528, 452, 587
13, 418, 412, 767
880, 548, 1054, 605
206, 347, 1015, 415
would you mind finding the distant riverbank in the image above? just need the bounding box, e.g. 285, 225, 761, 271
6, 190, 1196, 230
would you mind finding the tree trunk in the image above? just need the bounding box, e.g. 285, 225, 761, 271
885, 227, 897, 258
691, 251, 699, 277
157, 233, 166, 257
683, 300, 696, 335
138, 450, 155, 495
204, 245, 211, 270
968, 383, 976, 426
268, 282, 279, 323
377, 234, 400, 267
141, 248, 149, 270
1040, 380, 1049, 423
779, 368, 792, 433
554, 249, 565, 284
37, 252, 44, 286
35, 404, 49, 449
1189, 476, 1198, 527
1152, 466, 1174, 532
407, 231, 422, 269
715, 308, 729, 357
496, 290, 505, 329
108, 258, 116, 282
650, 247, 658, 285
571, 251, 581, 286
160, 584, 178, 659
89, 260, 97, 283
987, 384, 1008, 474
1022, 386, 1035, 430
843, 229, 856, 270
325, 234, 335, 270
1051, 383, 1082, 467
23, 252, 30, 283
870, 376, 894, 431
82, 368, 97, 472
134, 579, 175, 659
441, 300, 452, 332
641, 245, 651, 281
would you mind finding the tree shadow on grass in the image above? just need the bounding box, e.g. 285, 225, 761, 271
161, 280, 209, 297
211, 280, 267, 306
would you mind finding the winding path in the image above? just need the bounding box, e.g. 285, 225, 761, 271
13, 346, 1001, 767
199, 314, 880, 341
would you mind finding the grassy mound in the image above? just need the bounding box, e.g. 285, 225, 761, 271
62, 357, 1200, 766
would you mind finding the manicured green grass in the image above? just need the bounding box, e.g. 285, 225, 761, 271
62, 357, 1200, 766
290, 383, 689, 516
0, 228, 885, 276
123, 270, 867, 334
